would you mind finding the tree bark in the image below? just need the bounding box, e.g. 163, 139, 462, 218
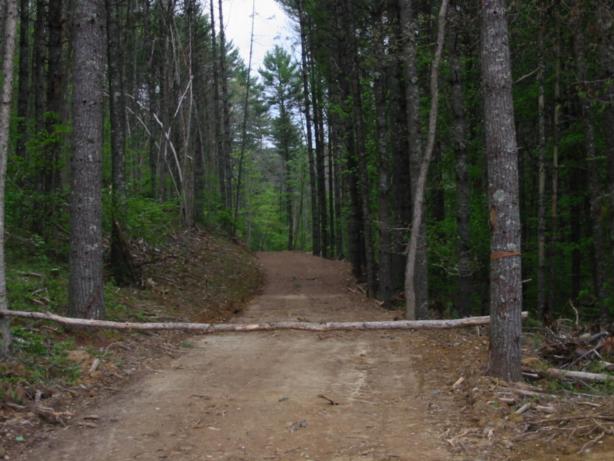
44, 0, 64, 195
374, 8, 393, 305
297, 0, 320, 256
536, 8, 546, 322
15, 0, 30, 159
233, 0, 256, 231
404, 0, 448, 319
308, 39, 328, 258
547, 5, 561, 320
69, 0, 106, 319
573, 9, 608, 319
209, 0, 225, 207
449, 2, 472, 317
400, 0, 428, 318
217, 0, 232, 210
31, 0, 46, 134
336, 1, 365, 281
106, 0, 126, 202
481, 0, 523, 382
0, 309, 529, 332
0, 0, 19, 356
343, 0, 376, 296
596, 2, 614, 324
106, 0, 139, 286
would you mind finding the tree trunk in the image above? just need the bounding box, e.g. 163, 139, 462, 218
297, 0, 320, 256
481, 0, 523, 382
309, 43, 328, 258
596, 2, 614, 324
233, 0, 255, 231
44, 0, 64, 195
69, 0, 106, 319
0, 0, 19, 357
209, 0, 225, 207
449, 2, 472, 317
547, 5, 561, 321
536, 9, 546, 322
390, 4, 410, 293
106, 0, 139, 286
218, 0, 232, 210
400, 0, 428, 318
336, 1, 364, 280
573, 10, 608, 319
106, 0, 126, 202
327, 123, 336, 258
16, 0, 30, 159
31, 0, 46, 134
404, 0, 448, 319
1, 309, 528, 332
348, 23, 376, 297
374, 9, 393, 305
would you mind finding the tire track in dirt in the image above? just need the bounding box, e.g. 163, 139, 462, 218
16, 252, 452, 461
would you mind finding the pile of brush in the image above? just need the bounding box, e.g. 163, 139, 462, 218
524, 320, 613, 384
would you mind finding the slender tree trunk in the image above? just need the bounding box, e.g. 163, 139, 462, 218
107, 0, 138, 286
345, 0, 375, 296
298, 0, 319, 255
400, 0, 428, 317
45, 0, 63, 195
31, 0, 46, 134
481, 0, 523, 382
547, 4, 561, 321
573, 10, 608, 319
327, 123, 335, 258
404, 0, 448, 319
332, 123, 343, 259
0, 0, 19, 357
106, 0, 126, 202
597, 2, 614, 323
390, 4, 410, 293
536, 9, 546, 322
449, 2, 472, 317
145, 0, 157, 197
69, 0, 106, 319
233, 0, 255, 230
285, 146, 294, 250
209, 0, 225, 206
16, 0, 30, 159
336, 0, 364, 279
233, 0, 256, 229
569, 155, 583, 302
180, 1, 195, 228
218, 0, 232, 210
374, 9, 393, 305
327, 74, 344, 259
309, 44, 328, 258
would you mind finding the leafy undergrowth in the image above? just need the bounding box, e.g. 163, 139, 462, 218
0, 229, 262, 457
413, 326, 614, 460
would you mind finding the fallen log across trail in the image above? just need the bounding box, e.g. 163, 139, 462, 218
0, 309, 527, 332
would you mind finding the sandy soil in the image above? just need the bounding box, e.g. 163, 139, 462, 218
15, 252, 453, 461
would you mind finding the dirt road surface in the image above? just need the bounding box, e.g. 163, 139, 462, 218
19, 252, 454, 460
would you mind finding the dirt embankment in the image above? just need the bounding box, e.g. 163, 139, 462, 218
0, 230, 262, 459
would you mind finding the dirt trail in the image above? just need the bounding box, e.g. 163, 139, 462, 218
18, 252, 452, 461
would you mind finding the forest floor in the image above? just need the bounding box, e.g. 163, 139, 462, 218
3, 251, 614, 460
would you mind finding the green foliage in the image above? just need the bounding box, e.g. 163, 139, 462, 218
9, 328, 81, 386
103, 194, 179, 245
